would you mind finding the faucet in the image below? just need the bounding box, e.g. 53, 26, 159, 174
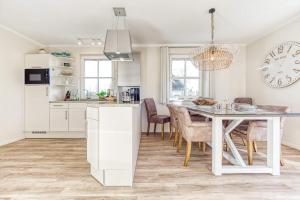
82, 89, 91, 99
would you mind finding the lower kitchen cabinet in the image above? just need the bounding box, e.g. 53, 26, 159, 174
50, 108, 68, 132
87, 118, 99, 170
69, 103, 86, 132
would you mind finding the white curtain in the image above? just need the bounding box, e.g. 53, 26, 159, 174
160, 47, 214, 103
160, 47, 169, 104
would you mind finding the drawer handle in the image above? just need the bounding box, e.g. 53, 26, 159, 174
53, 105, 63, 107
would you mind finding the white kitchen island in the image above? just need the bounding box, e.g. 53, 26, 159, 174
86, 102, 141, 186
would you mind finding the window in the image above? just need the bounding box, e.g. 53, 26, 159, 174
170, 58, 201, 100
81, 57, 113, 99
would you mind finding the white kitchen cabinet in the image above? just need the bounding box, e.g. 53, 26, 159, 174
50, 103, 68, 132
87, 118, 99, 169
117, 53, 140, 86
69, 103, 86, 132
86, 104, 141, 186
25, 54, 59, 69
87, 106, 100, 175
25, 85, 50, 132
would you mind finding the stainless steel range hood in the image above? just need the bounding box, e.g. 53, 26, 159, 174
103, 29, 133, 61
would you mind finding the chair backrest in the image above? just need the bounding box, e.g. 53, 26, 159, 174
176, 107, 193, 131
144, 98, 157, 122
167, 104, 178, 128
256, 105, 290, 127
234, 97, 253, 105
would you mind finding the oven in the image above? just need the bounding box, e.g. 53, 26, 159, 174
25, 68, 50, 84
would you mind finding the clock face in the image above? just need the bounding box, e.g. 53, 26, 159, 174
262, 41, 300, 88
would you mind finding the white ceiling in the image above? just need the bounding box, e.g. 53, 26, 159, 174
0, 0, 300, 46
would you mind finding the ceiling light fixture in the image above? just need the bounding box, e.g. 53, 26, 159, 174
77, 39, 82, 46
191, 8, 238, 70
77, 38, 102, 46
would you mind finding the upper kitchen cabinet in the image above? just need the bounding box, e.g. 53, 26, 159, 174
25, 54, 59, 69
117, 53, 140, 87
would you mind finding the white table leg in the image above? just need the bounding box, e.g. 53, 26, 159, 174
224, 119, 246, 167
267, 117, 281, 175
212, 118, 223, 176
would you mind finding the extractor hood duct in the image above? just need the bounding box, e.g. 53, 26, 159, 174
104, 7, 133, 61
104, 29, 133, 61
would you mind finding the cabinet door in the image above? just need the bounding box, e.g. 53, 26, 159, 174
69, 109, 86, 132
50, 109, 68, 132
87, 119, 98, 169
25, 85, 49, 132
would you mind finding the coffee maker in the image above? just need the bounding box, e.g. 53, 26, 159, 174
120, 87, 140, 102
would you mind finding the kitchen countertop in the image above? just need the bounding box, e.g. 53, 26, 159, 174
50, 100, 141, 107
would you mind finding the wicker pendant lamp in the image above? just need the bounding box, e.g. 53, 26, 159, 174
191, 8, 238, 71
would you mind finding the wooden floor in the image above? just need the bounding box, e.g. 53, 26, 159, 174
1, 134, 300, 200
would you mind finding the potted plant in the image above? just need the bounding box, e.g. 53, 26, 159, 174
96, 90, 107, 101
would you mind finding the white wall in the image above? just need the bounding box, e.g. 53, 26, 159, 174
214, 46, 247, 101
0, 26, 39, 146
246, 17, 300, 150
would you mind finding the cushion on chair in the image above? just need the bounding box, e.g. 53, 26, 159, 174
150, 115, 170, 124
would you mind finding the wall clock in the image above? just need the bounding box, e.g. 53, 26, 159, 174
261, 41, 300, 88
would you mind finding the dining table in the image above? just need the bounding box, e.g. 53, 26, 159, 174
182, 104, 300, 176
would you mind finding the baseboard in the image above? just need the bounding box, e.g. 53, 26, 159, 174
0, 134, 25, 146
282, 141, 300, 151
25, 132, 86, 138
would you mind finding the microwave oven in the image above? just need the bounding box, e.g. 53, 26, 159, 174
25, 68, 50, 84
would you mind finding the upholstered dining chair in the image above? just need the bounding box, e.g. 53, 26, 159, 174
167, 104, 179, 146
144, 98, 170, 140
175, 106, 212, 166
234, 97, 253, 105
232, 105, 289, 165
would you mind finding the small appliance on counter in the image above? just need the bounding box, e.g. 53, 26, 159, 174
119, 87, 140, 102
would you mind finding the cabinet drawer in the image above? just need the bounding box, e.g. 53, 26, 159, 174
87, 107, 99, 120
50, 103, 68, 109
69, 103, 86, 109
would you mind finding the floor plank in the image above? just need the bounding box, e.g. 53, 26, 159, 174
0, 134, 300, 200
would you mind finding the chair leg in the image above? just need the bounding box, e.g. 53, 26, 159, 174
241, 138, 246, 146
253, 141, 258, 152
173, 128, 178, 147
198, 142, 202, 151
225, 142, 229, 152
280, 151, 284, 166
169, 123, 173, 140
247, 140, 253, 165
202, 142, 206, 152
184, 142, 192, 166
147, 122, 150, 136
161, 123, 165, 140
154, 123, 157, 134
177, 133, 182, 152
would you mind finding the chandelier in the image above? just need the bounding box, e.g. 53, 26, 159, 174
191, 8, 238, 71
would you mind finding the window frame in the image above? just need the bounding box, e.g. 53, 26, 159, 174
80, 55, 115, 99
169, 55, 201, 100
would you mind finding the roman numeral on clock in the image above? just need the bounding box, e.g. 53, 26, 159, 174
287, 44, 293, 53
278, 45, 283, 54
293, 50, 300, 57
293, 68, 300, 73
269, 51, 276, 58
